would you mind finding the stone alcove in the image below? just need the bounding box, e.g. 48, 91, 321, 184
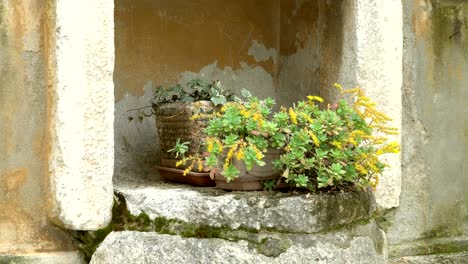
112, 0, 402, 211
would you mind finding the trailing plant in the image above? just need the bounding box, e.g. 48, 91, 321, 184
275, 84, 399, 191
127, 79, 239, 122
167, 84, 400, 192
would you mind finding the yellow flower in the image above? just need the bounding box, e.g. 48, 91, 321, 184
333, 83, 343, 92
370, 175, 379, 190
288, 108, 298, 124
252, 113, 262, 122
330, 140, 342, 149
376, 142, 400, 155
197, 159, 203, 172
183, 165, 193, 176
307, 95, 324, 103
252, 146, 263, 160
300, 113, 314, 124
216, 139, 224, 152
235, 149, 245, 160
190, 114, 200, 120
240, 109, 251, 118
308, 131, 320, 147
176, 160, 184, 167
355, 164, 368, 175
207, 139, 214, 153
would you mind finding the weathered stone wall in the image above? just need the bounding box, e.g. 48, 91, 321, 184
276, 0, 320, 107
0, 0, 73, 254
49, 0, 115, 231
89, 183, 386, 264
386, 0, 468, 258
319, 0, 403, 210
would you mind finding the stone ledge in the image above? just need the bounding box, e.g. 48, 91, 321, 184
115, 182, 376, 234
0, 251, 85, 264
90, 231, 385, 264
388, 251, 468, 264
389, 236, 468, 258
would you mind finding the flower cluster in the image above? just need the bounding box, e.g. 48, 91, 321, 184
202, 91, 286, 182
169, 85, 400, 192
276, 84, 399, 191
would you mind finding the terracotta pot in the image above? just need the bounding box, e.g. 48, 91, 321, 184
214, 148, 283, 191
155, 165, 215, 187
154, 101, 213, 169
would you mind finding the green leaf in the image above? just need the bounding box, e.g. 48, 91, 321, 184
211, 95, 227, 106
222, 165, 240, 182
241, 88, 252, 98
294, 174, 309, 187
205, 155, 218, 167
223, 134, 238, 146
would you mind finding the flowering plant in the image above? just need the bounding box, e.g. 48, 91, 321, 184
200, 90, 286, 182
276, 84, 399, 191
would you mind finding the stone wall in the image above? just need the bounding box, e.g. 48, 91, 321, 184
0, 0, 114, 261
386, 0, 468, 257
0, 0, 73, 254
88, 183, 386, 264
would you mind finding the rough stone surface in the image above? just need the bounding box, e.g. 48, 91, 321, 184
0, 252, 85, 264
90, 231, 385, 264
115, 182, 375, 234
49, 0, 115, 230
114, 83, 160, 183
320, 0, 403, 210
0, 0, 74, 253
354, 0, 403, 210
388, 236, 468, 259
386, 0, 468, 246
388, 251, 468, 264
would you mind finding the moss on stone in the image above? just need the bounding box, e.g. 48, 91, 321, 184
389, 237, 468, 258
72, 190, 379, 261
255, 238, 290, 257
422, 225, 463, 239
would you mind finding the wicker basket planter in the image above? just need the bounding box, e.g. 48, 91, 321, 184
154, 101, 214, 185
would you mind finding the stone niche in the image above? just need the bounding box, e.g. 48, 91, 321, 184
113, 0, 402, 209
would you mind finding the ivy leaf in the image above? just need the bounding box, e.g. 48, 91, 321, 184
241, 88, 252, 98
211, 95, 227, 106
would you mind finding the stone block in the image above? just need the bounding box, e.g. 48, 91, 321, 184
115, 182, 376, 234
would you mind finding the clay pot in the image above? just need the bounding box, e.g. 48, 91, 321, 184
154, 166, 215, 187
214, 148, 283, 191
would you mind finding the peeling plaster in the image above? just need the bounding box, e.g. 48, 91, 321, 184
248, 40, 277, 64
114, 82, 159, 184
179, 61, 275, 100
